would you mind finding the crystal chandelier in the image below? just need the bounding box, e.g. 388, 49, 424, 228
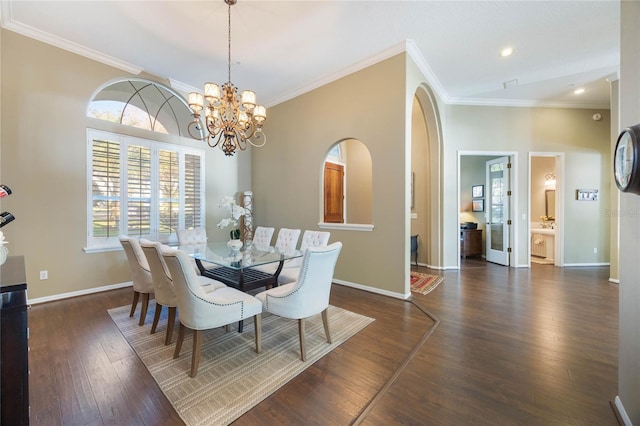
187, 0, 266, 156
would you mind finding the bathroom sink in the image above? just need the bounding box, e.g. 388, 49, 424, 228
531, 228, 555, 235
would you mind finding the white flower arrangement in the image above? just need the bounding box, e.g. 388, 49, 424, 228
217, 196, 246, 240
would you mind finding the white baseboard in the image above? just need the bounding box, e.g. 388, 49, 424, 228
609, 278, 620, 284
615, 396, 632, 426
562, 262, 611, 267
333, 279, 409, 300
28, 281, 132, 305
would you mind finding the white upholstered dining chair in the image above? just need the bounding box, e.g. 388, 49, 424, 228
119, 235, 155, 326
177, 228, 207, 245
252, 226, 275, 250
255, 242, 342, 361
139, 240, 179, 345
277, 230, 331, 284
252, 227, 301, 275
140, 240, 228, 345
162, 249, 263, 378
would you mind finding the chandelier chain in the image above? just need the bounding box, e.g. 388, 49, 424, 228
227, 0, 231, 83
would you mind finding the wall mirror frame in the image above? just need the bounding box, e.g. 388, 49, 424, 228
545, 189, 556, 219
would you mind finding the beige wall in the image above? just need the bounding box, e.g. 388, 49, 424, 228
444, 105, 611, 267
1, 30, 250, 299
617, 2, 640, 421
253, 54, 408, 296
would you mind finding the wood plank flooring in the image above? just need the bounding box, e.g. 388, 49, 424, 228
27, 261, 619, 425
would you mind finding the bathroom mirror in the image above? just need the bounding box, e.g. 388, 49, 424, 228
545, 189, 555, 219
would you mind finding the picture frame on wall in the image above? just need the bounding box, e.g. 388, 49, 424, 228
472, 199, 484, 212
472, 184, 484, 198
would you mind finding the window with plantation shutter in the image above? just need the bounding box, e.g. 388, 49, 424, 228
127, 145, 152, 237
86, 129, 205, 251
158, 149, 180, 238
184, 153, 202, 230
91, 140, 121, 238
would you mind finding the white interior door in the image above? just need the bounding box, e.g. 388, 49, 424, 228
486, 156, 510, 265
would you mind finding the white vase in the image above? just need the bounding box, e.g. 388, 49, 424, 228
0, 245, 8, 265
227, 239, 243, 251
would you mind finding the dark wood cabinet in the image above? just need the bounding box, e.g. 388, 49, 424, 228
460, 229, 482, 258
1, 255, 29, 425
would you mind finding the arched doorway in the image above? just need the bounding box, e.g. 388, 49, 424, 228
410, 85, 443, 269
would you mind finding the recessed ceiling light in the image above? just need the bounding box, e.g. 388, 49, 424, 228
574, 88, 586, 95
499, 47, 514, 57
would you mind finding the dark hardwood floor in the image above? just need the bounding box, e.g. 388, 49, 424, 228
28, 261, 619, 425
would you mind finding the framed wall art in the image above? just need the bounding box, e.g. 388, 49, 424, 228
472, 184, 484, 198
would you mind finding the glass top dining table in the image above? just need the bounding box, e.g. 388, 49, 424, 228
178, 241, 302, 292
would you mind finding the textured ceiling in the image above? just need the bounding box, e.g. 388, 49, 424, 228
0, 0, 620, 109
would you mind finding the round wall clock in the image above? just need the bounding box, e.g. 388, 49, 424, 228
614, 124, 640, 195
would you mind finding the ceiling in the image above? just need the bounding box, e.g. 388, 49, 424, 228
0, 1, 620, 110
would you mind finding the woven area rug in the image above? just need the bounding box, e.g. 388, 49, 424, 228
108, 302, 373, 425
410, 271, 444, 295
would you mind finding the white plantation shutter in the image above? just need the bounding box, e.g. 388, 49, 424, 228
91, 139, 121, 239
184, 153, 202, 230
158, 149, 180, 238
87, 129, 205, 251
126, 144, 152, 237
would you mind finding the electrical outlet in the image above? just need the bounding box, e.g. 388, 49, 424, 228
593, 248, 598, 254
39, 270, 48, 280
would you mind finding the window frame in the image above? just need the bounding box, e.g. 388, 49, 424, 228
85, 128, 205, 252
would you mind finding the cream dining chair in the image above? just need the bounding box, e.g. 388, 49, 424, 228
252, 226, 275, 250
163, 249, 263, 378
119, 235, 155, 326
277, 230, 331, 284
252, 228, 301, 275
255, 242, 342, 361
140, 240, 228, 345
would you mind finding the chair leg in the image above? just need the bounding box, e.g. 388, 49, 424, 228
138, 293, 150, 326
190, 329, 202, 378
129, 291, 140, 318
165, 307, 176, 346
174, 323, 185, 359
298, 318, 306, 362
254, 314, 262, 354
151, 303, 163, 334
321, 308, 332, 344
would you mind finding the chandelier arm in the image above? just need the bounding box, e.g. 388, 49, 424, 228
187, 118, 208, 141
208, 132, 223, 149
248, 130, 267, 148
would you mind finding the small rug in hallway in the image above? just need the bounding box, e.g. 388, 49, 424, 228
410, 272, 444, 295
108, 302, 373, 426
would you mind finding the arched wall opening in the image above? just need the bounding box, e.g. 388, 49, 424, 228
411, 84, 443, 270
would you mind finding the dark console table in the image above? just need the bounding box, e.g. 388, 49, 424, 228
1, 255, 29, 425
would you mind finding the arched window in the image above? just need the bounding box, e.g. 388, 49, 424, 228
85, 79, 205, 252
88, 79, 193, 136
321, 139, 373, 230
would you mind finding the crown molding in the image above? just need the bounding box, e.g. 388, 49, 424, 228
169, 78, 200, 95
448, 96, 610, 110
0, 2, 142, 75
405, 39, 450, 103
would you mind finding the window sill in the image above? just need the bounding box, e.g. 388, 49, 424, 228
317, 223, 374, 231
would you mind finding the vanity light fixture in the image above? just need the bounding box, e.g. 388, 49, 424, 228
499, 46, 514, 57
545, 173, 556, 187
